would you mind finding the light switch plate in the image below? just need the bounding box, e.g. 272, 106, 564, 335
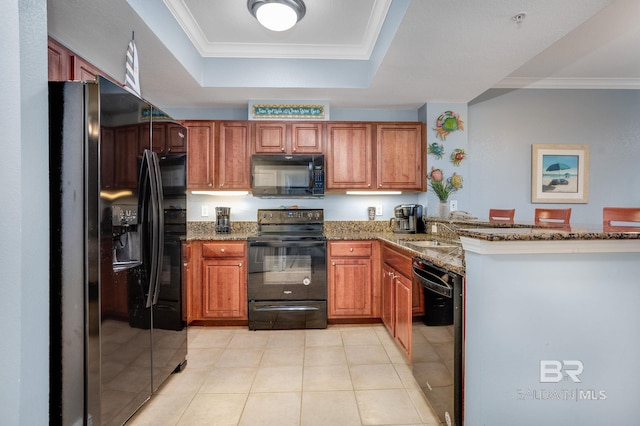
201, 205, 209, 217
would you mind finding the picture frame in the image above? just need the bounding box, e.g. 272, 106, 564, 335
531, 144, 590, 203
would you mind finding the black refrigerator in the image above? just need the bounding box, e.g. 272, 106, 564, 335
49, 77, 187, 425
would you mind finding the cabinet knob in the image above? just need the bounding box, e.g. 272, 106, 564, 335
281, 147, 285, 151
220, 248, 225, 253
208, 182, 213, 187
349, 247, 354, 252
183, 262, 188, 267
238, 262, 242, 267
332, 261, 336, 266
367, 183, 371, 187
292, 148, 296, 152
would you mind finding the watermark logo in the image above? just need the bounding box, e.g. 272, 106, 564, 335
516, 359, 607, 402
540, 360, 583, 383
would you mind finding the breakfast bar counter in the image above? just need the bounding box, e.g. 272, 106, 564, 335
458, 225, 640, 426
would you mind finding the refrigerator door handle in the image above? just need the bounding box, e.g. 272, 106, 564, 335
149, 151, 164, 306
138, 150, 152, 308
139, 149, 160, 308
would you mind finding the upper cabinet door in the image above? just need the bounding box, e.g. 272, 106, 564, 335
48, 38, 72, 81
74, 56, 103, 82
290, 122, 323, 154
253, 122, 323, 154
183, 121, 216, 190
325, 123, 373, 190
376, 123, 426, 191
166, 124, 187, 154
218, 121, 251, 190
48, 37, 117, 83
253, 122, 287, 153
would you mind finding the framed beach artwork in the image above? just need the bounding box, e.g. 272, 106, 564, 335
531, 144, 590, 203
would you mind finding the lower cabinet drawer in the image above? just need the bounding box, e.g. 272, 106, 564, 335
202, 241, 246, 258
329, 241, 373, 257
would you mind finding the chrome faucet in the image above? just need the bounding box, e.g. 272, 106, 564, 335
435, 221, 459, 236
433, 222, 464, 260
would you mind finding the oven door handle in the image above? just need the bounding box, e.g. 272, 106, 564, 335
253, 305, 320, 312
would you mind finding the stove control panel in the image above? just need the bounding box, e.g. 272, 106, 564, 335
257, 209, 324, 225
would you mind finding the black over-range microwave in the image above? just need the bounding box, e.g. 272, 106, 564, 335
251, 154, 324, 198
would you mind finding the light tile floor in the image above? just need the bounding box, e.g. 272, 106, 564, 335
127, 324, 441, 426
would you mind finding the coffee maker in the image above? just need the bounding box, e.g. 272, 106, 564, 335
215, 207, 231, 233
392, 204, 424, 234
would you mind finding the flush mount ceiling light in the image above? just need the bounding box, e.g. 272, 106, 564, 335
247, 0, 306, 32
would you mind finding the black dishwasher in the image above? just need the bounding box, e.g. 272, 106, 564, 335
412, 256, 463, 426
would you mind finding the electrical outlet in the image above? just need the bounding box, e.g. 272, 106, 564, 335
201, 205, 209, 217
375, 205, 383, 216
449, 200, 458, 211
431, 224, 438, 233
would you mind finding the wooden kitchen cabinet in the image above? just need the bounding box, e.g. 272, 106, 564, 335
48, 36, 115, 83
328, 241, 380, 318
166, 123, 188, 153
253, 121, 324, 154
74, 55, 103, 81
217, 121, 251, 190
200, 241, 247, 320
394, 271, 413, 357
325, 123, 373, 190
382, 244, 416, 359
325, 122, 425, 192
376, 123, 426, 191
183, 120, 216, 190
48, 37, 72, 81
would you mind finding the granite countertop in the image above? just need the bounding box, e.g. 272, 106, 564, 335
324, 230, 465, 273
187, 220, 465, 273
456, 223, 640, 241
186, 218, 640, 273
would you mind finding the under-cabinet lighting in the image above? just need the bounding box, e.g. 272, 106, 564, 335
191, 191, 249, 196
346, 191, 402, 195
